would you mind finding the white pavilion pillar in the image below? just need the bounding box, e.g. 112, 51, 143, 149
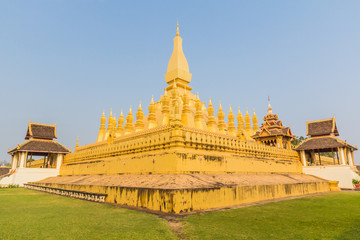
300, 150, 307, 166
347, 150, 354, 166
56, 154, 63, 170
338, 147, 346, 165
11, 154, 18, 169
19, 152, 27, 168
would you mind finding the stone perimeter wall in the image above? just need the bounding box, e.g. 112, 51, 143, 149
30, 181, 330, 213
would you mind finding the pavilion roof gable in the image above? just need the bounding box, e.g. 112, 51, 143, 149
25, 122, 57, 140
306, 118, 339, 137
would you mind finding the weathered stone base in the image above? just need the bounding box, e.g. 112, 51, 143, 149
29, 174, 332, 214
24, 183, 107, 202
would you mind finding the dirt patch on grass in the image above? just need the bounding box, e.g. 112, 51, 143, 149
160, 215, 187, 240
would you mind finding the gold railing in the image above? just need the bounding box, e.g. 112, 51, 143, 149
64, 125, 299, 164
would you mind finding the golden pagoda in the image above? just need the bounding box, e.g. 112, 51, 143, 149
28, 23, 335, 214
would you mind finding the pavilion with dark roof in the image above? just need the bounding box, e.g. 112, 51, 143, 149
8, 122, 70, 170
295, 117, 357, 166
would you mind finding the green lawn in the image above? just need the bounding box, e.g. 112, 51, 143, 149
0, 188, 176, 240
183, 192, 360, 240
1, 189, 360, 240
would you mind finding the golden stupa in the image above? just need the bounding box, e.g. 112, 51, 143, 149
28, 23, 335, 214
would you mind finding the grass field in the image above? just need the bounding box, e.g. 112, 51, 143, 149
0, 188, 176, 240
183, 192, 360, 240
1, 188, 360, 240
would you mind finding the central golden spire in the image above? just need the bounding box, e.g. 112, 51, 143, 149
165, 21, 192, 88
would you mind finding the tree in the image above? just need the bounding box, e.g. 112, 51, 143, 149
0, 160, 11, 167
291, 136, 307, 147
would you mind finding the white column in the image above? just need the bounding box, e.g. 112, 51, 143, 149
300, 150, 307, 166
11, 154, 18, 169
338, 148, 346, 165
19, 152, 26, 168
347, 150, 354, 166
56, 154, 63, 170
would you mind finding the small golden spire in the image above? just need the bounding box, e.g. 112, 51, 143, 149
148, 95, 158, 129
252, 109, 259, 133
97, 110, 107, 142
209, 97, 212, 106
217, 101, 226, 134
228, 105, 236, 136
245, 108, 252, 135
124, 106, 134, 135
76, 137, 79, 149
135, 102, 144, 132
116, 109, 125, 137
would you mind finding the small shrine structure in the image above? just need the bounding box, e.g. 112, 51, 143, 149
0, 122, 70, 186
8, 122, 70, 170
295, 117, 357, 166
252, 100, 293, 149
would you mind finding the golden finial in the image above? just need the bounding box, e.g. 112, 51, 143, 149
120, 109, 123, 117
129, 106, 132, 115
109, 108, 113, 118
267, 96, 273, 114
229, 105, 233, 114
76, 137, 79, 148
102, 110, 105, 117
196, 92, 199, 100
139, 101, 142, 110
209, 97, 212, 106
219, 101, 223, 111
246, 108, 249, 114
176, 20, 179, 36
151, 95, 154, 104
238, 107, 241, 114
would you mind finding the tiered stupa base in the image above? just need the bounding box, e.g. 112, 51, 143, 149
28, 173, 333, 214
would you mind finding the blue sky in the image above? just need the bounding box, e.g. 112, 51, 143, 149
1, 1, 359, 163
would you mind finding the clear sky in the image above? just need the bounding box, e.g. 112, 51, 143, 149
1, 1, 359, 163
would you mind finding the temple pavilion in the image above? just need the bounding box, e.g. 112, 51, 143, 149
8, 122, 70, 170
295, 117, 357, 166
252, 100, 293, 149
